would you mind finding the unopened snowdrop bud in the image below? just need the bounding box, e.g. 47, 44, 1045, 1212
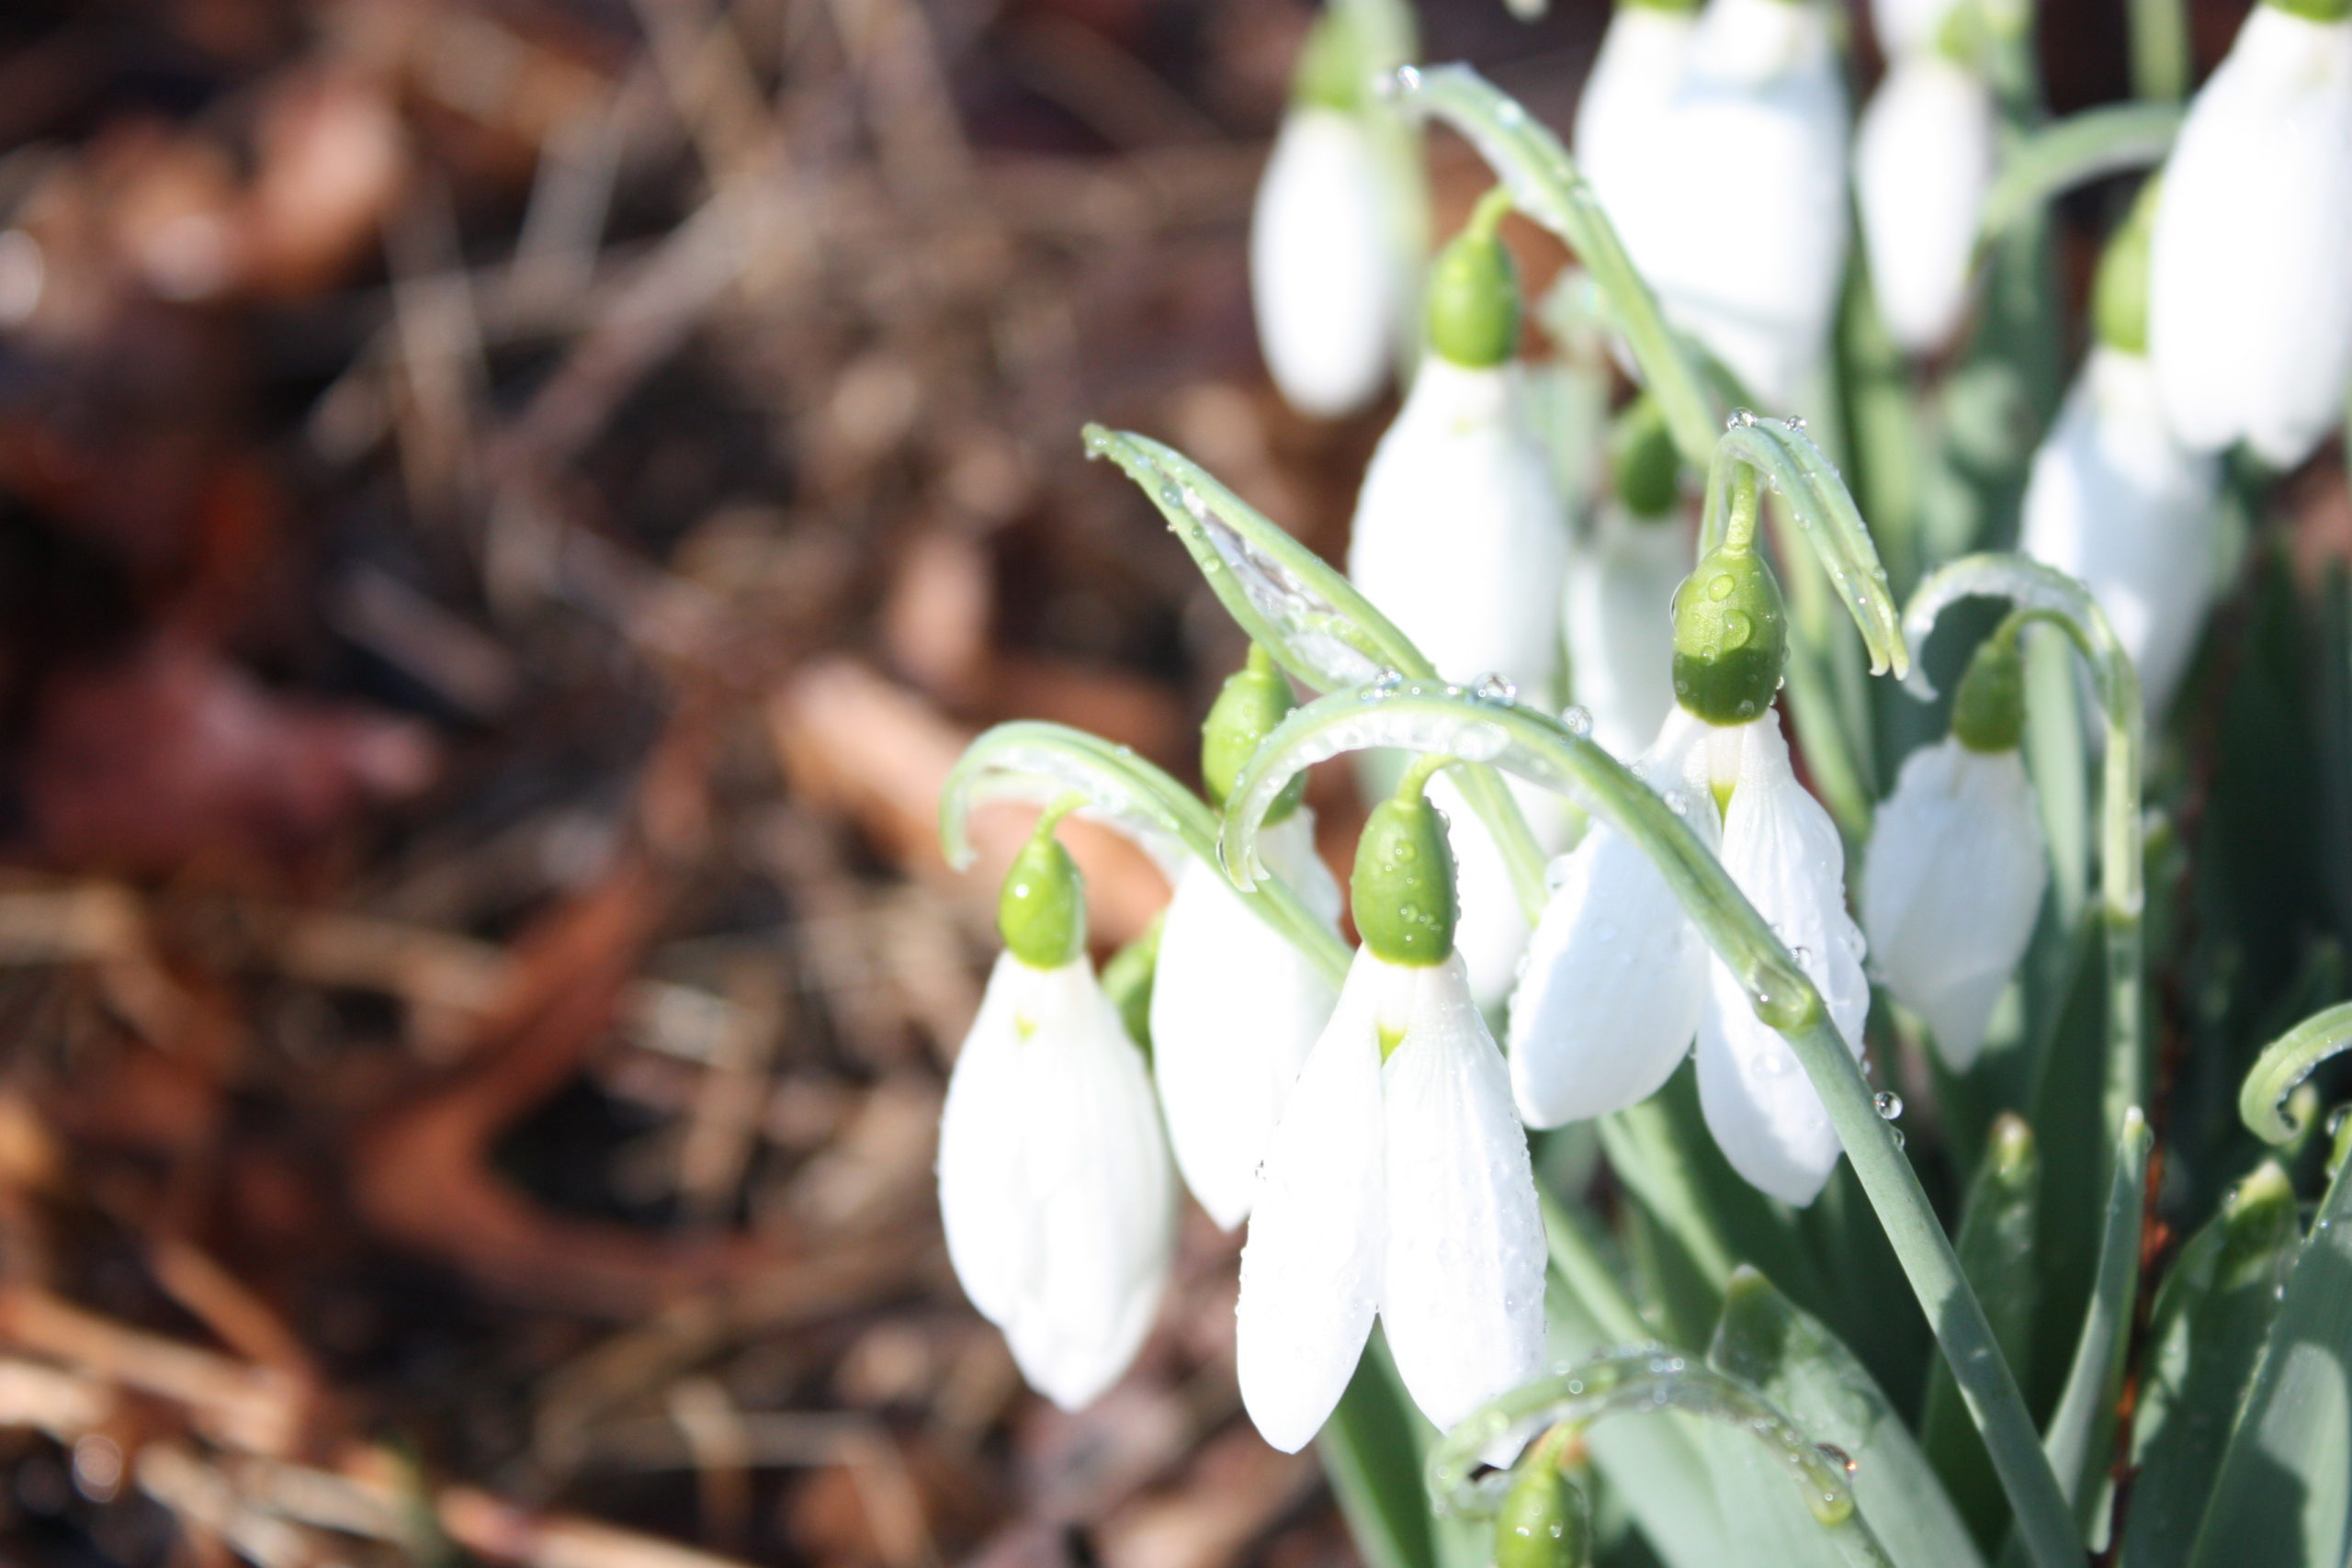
1669, 540, 1789, 728
2146, 0, 2352, 467
1236, 781, 1544, 1450
1575, 0, 1699, 243
1855, 49, 1996, 353
2022, 199, 2222, 716
1862, 635, 2048, 1070
1352, 762, 1462, 966
1494, 1428, 1594, 1568
941, 815, 1178, 1409
1622, 0, 1850, 406
1350, 197, 1570, 1007
1153, 649, 1342, 1231
1251, 9, 1402, 420
1563, 400, 1689, 757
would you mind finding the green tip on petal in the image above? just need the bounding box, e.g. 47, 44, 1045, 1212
1611, 394, 1682, 519
1493, 1430, 1592, 1568
1670, 545, 1789, 727
2092, 177, 2162, 357
2264, 0, 2352, 22
1351, 763, 1459, 965
1427, 189, 1521, 369
1952, 631, 2028, 752
1000, 814, 1087, 967
1204, 644, 1304, 821
1291, 7, 1366, 111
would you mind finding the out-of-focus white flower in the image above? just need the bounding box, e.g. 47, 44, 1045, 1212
2019, 344, 2222, 715
1863, 737, 2047, 1071
1618, 0, 1850, 408
1151, 811, 1342, 1231
1871, 0, 1961, 62
1252, 106, 1402, 419
940, 950, 1179, 1409
1510, 705, 1868, 1205
1564, 504, 1688, 759
1351, 347, 1570, 1007
2147, 1, 2352, 468
1576, 4, 1698, 237
1855, 52, 1996, 353
1238, 948, 1547, 1450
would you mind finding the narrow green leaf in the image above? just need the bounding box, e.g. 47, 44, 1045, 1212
2120, 1163, 2300, 1568
1320, 1331, 1441, 1568
1711, 1268, 1987, 1568
2039, 1109, 2153, 1534
1922, 1115, 2042, 1555
1976, 104, 2181, 247
2237, 998, 2352, 1146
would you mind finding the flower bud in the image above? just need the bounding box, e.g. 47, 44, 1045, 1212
1351, 773, 1459, 966
1610, 394, 1682, 519
1203, 645, 1304, 820
1493, 1429, 1592, 1568
1951, 630, 2026, 753
1000, 818, 1086, 968
1427, 192, 1521, 369
1670, 545, 1789, 727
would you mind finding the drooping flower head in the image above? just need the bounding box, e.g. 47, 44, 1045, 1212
1855, 27, 1996, 354
1563, 395, 1690, 760
1151, 647, 1342, 1231
1511, 483, 1870, 1205
937, 807, 1178, 1409
1251, 7, 1407, 419
1238, 761, 1547, 1450
1349, 193, 1570, 1006
1863, 630, 2049, 1071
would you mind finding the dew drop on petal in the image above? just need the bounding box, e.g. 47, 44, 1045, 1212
1874, 1090, 1904, 1121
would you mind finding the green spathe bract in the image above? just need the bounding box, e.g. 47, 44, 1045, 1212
1204, 644, 1305, 820
1612, 393, 1682, 520
999, 819, 1087, 968
1951, 631, 2027, 752
1351, 766, 1459, 966
1671, 544, 1790, 727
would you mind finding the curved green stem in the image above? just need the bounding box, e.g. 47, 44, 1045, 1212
940, 720, 1351, 987
1218, 683, 2084, 1568
2239, 999, 2352, 1145
1383, 64, 1719, 466
1976, 103, 2182, 248
1083, 423, 1551, 921
1904, 555, 2144, 1137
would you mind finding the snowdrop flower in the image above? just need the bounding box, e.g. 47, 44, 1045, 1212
2023, 192, 2222, 716
1251, 9, 1403, 419
1239, 764, 1547, 1450
939, 814, 1177, 1409
1620, 0, 1850, 407
2146, 0, 2352, 468
1511, 536, 1870, 1205
1862, 634, 2048, 1070
1350, 193, 1570, 1006
1564, 396, 1690, 759
1855, 49, 1996, 353
1576, 0, 1698, 241
1152, 648, 1342, 1231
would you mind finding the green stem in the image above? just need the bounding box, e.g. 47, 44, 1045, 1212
2127, 0, 2190, 103
1976, 103, 2181, 247
1220, 685, 2086, 1568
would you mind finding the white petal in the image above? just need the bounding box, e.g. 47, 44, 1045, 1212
1251, 109, 1400, 419
999, 960, 1179, 1409
1577, 7, 1697, 241
1871, 0, 1961, 60
1379, 953, 1549, 1435
2148, 7, 2352, 466
937, 952, 1042, 1326
1237, 947, 1388, 1452
1622, 0, 1850, 408
1562, 504, 1688, 760
2018, 347, 2222, 714
1861, 740, 2047, 1070
1855, 56, 1995, 354
1699, 714, 1867, 1207
1430, 769, 1554, 1010
1151, 812, 1342, 1230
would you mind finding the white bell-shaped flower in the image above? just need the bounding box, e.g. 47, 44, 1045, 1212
1350, 204, 1570, 1006
2019, 344, 2222, 715
940, 950, 1178, 1408
1576, 2, 1698, 240
2146, 0, 2352, 468
1253, 107, 1399, 419
1863, 731, 2047, 1072
1152, 810, 1342, 1230
1620, 0, 1850, 407
1239, 945, 1547, 1450
1563, 503, 1688, 761
1855, 51, 1996, 353
1871, 0, 1960, 60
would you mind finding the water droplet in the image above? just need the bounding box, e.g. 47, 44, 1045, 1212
1874, 1090, 1904, 1120
1663, 789, 1690, 817
1792, 943, 1811, 966
1816, 1443, 1855, 1474
2328, 1103, 2350, 1138
1629, 760, 1649, 781
1561, 705, 1594, 739
1892, 1127, 1908, 1150
1544, 858, 1573, 893
1782, 415, 1809, 434
1721, 609, 1752, 649
1472, 671, 1518, 704
1708, 573, 1736, 602
1496, 98, 1526, 127
1736, 698, 1757, 717
1727, 410, 1758, 429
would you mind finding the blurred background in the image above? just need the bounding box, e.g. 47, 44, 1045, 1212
0, 2, 2301, 1566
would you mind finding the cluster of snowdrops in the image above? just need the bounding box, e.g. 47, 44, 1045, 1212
932, 0, 2352, 1564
